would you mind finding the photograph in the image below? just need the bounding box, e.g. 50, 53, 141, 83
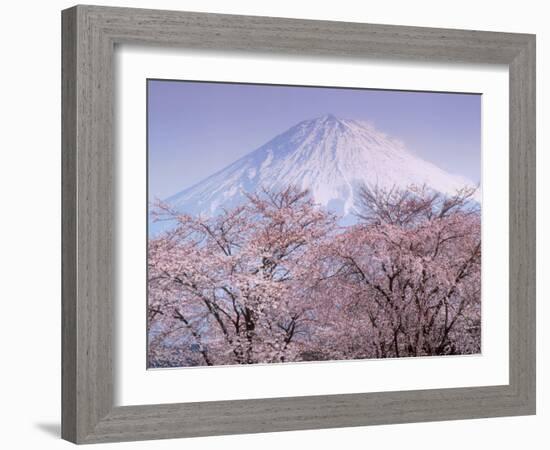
147, 79, 482, 369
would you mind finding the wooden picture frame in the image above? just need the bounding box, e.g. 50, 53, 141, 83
62, 5, 536, 444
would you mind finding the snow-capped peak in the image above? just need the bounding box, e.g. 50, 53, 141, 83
162, 114, 478, 221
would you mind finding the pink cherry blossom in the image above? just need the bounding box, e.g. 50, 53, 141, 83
148, 184, 481, 367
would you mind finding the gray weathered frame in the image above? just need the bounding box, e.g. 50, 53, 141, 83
61, 4, 536, 444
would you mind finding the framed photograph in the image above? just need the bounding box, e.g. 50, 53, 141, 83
62, 5, 536, 444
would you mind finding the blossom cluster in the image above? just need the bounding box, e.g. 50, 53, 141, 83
148, 185, 481, 367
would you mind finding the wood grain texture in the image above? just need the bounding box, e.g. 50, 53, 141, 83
61, 4, 536, 444
61, 7, 77, 443
508, 36, 536, 408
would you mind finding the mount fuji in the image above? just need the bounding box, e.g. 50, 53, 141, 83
159, 114, 478, 225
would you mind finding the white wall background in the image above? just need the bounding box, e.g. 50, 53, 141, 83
0, 1, 546, 448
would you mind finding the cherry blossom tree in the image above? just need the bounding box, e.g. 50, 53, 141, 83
148, 186, 337, 366
148, 184, 481, 367
311, 185, 481, 359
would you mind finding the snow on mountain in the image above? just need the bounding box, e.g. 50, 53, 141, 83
161, 114, 478, 223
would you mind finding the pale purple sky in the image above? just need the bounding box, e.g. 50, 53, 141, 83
148, 79, 481, 201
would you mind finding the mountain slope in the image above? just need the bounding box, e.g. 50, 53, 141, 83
163, 114, 477, 221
